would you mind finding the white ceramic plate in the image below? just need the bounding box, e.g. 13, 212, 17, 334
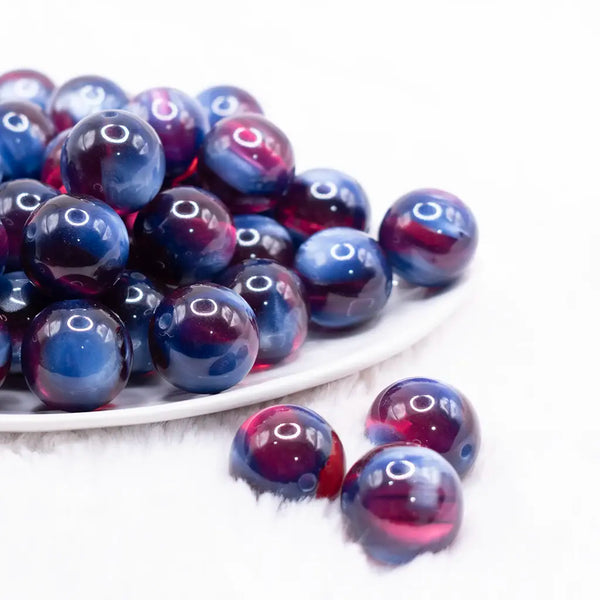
0, 274, 473, 432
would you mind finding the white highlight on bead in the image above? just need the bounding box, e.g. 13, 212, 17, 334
80, 84, 105, 105
126, 286, 144, 304
190, 298, 218, 317
413, 201, 443, 221
171, 200, 200, 219
16, 193, 40, 212
409, 394, 436, 413
385, 459, 416, 481
100, 124, 130, 144
151, 98, 178, 121
233, 126, 262, 148
65, 208, 90, 227
2, 111, 29, 133
211, 95, 239, 117
310, 181, 338, 200
236, 228, 260, 247
67, 315, 94, 332
246, 275, 273, 293
14, 79, 40, 98
274, 422, 301, 440
330, 242, 355, 261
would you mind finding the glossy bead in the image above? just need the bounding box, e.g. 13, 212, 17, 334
133, 186, 235, 286
0, 179, 58, 270
22, 194, 129, 298
379, 189, 478, 287
341, 444, 463, 565
295, 228, 392, 329
41, 129, 70, 191
0, 220, 7, 274
0, 69, 54, 110
22, 300, 132, 411
366, 377, 480, 477
0, 317, 11, 385
0, 101, 55, 179
196, 85, 263, 130
150, 284, 258, 392
220, 259, 308, 366
61, 109, 165, 214
0, 271, 49, 373
230, 404, 345, 499
276, 168, 371, 244
48, 75, 128, 131
232, 215, 294, 267
104, 271, 163, 374
199, 114, 294, 213
127, 87, 207, 179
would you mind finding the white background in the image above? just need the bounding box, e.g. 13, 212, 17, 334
0, 1, 598, 598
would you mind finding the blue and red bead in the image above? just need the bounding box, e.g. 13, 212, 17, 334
0, 69, 55, 110
196, 85, 263, 130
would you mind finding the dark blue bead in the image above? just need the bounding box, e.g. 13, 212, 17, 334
61, 109, 165, 214
0, 69, 55, 110
0, 178, 58, 270
21, 299, 132, 411
232, 215, 294, 267
0, 101, 55, 180
295, 228, 392, 329
220, 259, 308, 366
196, 85, 263, 130
49, 75, 128, 131
149, 284, 259, 393
104, 271, 163, 374
22, 194, 129, 298
0, 317, 11, 385
0, 270, 49, 373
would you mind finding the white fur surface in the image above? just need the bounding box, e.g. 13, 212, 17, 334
0, 1, 597, 597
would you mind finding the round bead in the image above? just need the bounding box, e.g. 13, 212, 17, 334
199, 114, 294, 213
149, 283, 258, 393
230, 404, 345, 499
0, 317, 11, 385
104, 271, 163, 374
196, 85, 263, 130
0, 271, 49, 373
366, 377, 480, 477
341, 444, 463, 565
61, 109, 166, 214
133, 186, 235, 286
276, 168, 371, 244
232, 215, 294, 267
22, 300, 132, 411
220, 259, 308, 366
48, 75, 128, 131
40, 129, 70, 191
0, 69, 54, 110
0, 179, 58, 270
0, 101, 55, 179
22, 194, 129, 298
378, 189, 478, 287
295, 228, 392, 329
127, 87, 207, 178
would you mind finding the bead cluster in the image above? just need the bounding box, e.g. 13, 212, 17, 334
0, 68, 478, 415
230, 377, 480, 565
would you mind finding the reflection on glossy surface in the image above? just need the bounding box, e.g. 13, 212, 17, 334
276, 168, 371, 244
61, 110, 165, 214
104, 271, 163, 374
366, 377, 480, 477
0, 317, 11, 385
0, 69, 55, 110
48, 75, 128, 131
341, 444, 463, 565
379, 189, 478, 287
232, 215, 294, 267
199, 114, 294, 213
196, 85, 263, 130
0, 100, 55, 180
127, 87, 207, 178
41, 129, 70, 191
220, 259, 308, 367
22, 194, 129, 298
21, 299, 132, 411
295, 227, 392, 329
149, 283, 258, 393
0, 220, 7, 273
0, 179, 58, 270
0, 271, 50, 373
230, 404, 345, 499
133, 186, 235, 286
